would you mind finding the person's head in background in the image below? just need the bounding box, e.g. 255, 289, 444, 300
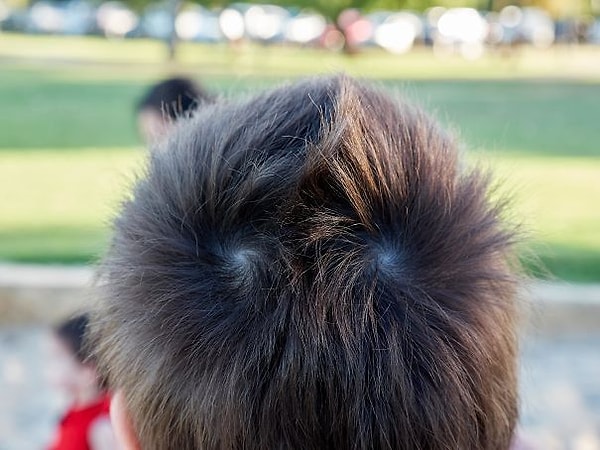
93, 75, 520, 450
136, 77, 213, 144
49, 314, 116, 450
50, 314, 103, 403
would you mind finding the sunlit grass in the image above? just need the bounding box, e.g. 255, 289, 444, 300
1, 147, 598, 280
0, 147, 141, 263
2, 32, 600, 81
0, 35, 598, 280
486, 154, 600, 281
0, 147, 141, 228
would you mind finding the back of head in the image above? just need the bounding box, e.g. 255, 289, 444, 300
93, 75, 519, 450
137, 77, 214, 144
137, 77, 213, 119
56, 313, 90, 364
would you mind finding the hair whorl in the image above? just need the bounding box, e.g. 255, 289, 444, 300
92, 75, 519, 450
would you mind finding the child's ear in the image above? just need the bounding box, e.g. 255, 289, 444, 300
110, 390, 141, 450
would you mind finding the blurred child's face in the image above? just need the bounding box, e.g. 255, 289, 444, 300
46, 333, 97, 398
138, 108, 172, 144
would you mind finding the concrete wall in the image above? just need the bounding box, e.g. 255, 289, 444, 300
1, 264, 599, 333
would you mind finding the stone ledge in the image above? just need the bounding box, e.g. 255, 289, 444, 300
1, 264, 599, 332
0, 264, 93, 323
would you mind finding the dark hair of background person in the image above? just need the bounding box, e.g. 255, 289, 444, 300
55, 314, 91, 364
92, 75, 521, 450
136, 77, 213, 120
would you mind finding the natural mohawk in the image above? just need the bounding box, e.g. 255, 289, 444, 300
92, 75, 519, 450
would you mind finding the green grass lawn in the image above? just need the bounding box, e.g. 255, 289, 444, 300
0, 34, 599, 281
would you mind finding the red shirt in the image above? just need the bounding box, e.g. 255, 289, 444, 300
48, 394, 111, 450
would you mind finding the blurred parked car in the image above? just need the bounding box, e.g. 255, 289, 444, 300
96, 1, 137, 37
0, 0, 10, 25
367, 11, 423, 54
2, 0, 592, 51
26, 0, 96, 35
175, 5, 220, 42
219, 5, 245, 42
243, 4, 289, 43
284, 12, 327, 46
498, 6, 554, 48
139, 3, 172, 40
0, 9, 27, 32
588, 19, 600, 44
433, 8, 488, 59
337, 8, 372, 49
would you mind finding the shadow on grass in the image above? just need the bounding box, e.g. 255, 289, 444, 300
523, 244, 600, 283
0, 226, 108, 265
1, 70, 599, 159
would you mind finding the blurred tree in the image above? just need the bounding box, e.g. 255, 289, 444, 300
167, 0, 180, 59
4, 0, 28, 8
122, 0, 153, 11
524, 0, 592, 16
482, 0, 592, 15
287, 0, 372, 24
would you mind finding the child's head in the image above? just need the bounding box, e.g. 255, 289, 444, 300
136, 76, 213, 143
50, 314, 100, 398
94, 75, 520, 449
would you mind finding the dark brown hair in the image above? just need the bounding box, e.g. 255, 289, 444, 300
137, 77, 213, 120
92, 75, 519, 449
56, 313, 91, 364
